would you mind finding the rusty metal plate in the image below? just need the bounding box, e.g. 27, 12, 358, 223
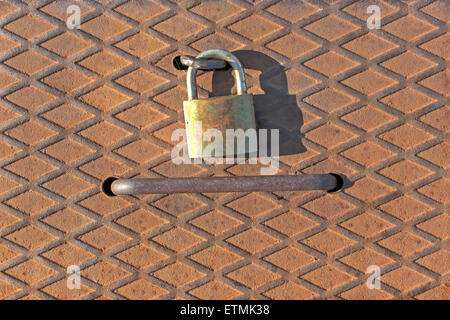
0, 0, 448, 300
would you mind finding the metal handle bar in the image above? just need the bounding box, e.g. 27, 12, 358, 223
180, 55, 228, 70
106, 174, 343, 196
173, 55, 228, 70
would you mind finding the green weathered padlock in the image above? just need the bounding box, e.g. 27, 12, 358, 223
183, 49, 257, 158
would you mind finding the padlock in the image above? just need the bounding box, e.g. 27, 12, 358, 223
183, 49, 257, 158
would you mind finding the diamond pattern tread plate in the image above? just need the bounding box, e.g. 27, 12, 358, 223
0, 0, 448, 300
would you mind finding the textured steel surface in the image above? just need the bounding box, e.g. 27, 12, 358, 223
0, 0, 448, 300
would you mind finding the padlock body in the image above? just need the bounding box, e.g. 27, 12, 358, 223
184, 94, 257, 158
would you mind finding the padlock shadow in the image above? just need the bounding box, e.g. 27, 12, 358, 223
210, 50, 306, 157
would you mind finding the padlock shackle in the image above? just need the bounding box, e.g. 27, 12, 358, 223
186, 49, 247, 101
